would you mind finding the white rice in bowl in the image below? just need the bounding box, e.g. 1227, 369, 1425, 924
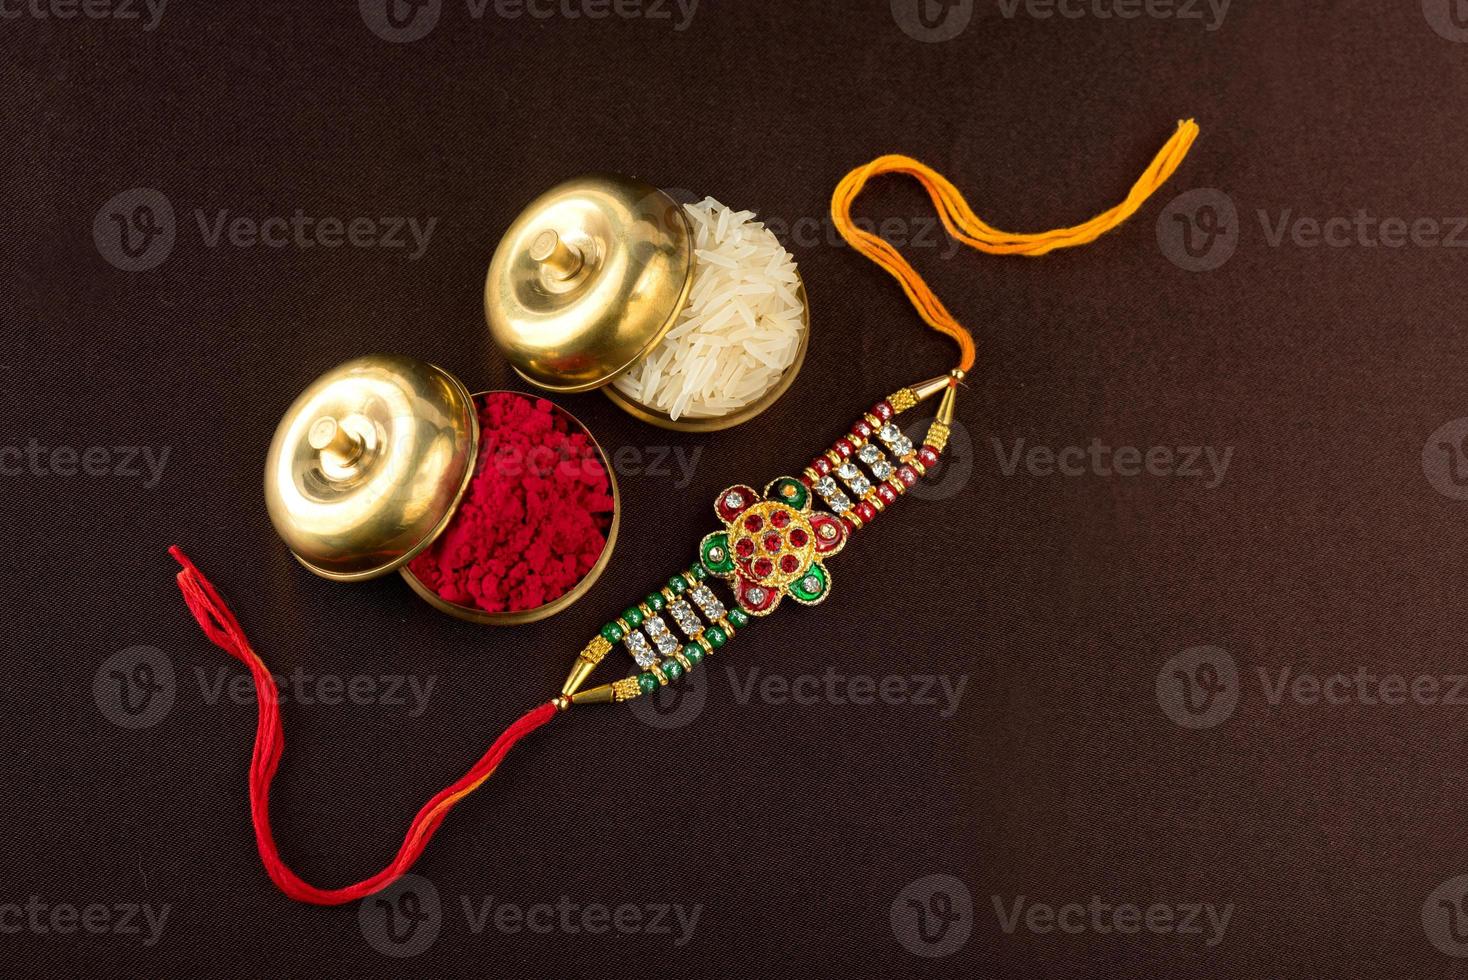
612, 197, 806, 421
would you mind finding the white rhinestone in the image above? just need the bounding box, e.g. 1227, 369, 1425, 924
890, 436, 914, 457
709, 547, 725, 561
814, 476, 837, 496
828, 491, 852, 514
625, 632, 655, 669
837, 462, 860, 480
857, 444, 881, 465
746, 587, 766, 604
669, 600, 702, 636
847, 476, 871, 497
802, 575, 820, 593
819, 524, 838, 539
724, 491, 743, 509
871, 460, 893, 480
879, 423, 903, 444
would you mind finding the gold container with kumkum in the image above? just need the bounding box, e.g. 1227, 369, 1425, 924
264, 354, 619, 625
485, 174, 810, 431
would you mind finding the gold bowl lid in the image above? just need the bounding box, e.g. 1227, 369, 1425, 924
485, 174, 694, 393
264, 354, 479, 582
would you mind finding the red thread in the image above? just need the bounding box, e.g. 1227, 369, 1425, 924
169, 546, 558, 906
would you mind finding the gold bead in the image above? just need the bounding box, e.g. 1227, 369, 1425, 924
611, 678, 643, 702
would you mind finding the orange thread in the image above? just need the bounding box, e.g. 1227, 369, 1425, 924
830, 120, 1200, 375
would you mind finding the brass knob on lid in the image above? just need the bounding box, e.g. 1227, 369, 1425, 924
264, 354, 479, 582
485, 173, 695, 393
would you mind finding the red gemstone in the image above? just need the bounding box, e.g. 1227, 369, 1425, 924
771, 509, 790, 529
789, 528, 809, 547
763, 533, 782, 553
851, 419, 873, 440
753, 557, 774, 577
855, 501, 877, 522
834, 439, 854, 458
779, 554, 800, 573
744, 514, 764, 533
811, 457, 831, 477
898, 466, 919, 487
918, 446, 940, 468
735, 537, 755, 558
872, 401, 894, 421
841, 516, 859, 535
798, 474, 812, 488
877, 483, 898, 505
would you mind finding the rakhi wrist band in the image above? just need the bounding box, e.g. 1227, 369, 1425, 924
170, 120, 1199, 905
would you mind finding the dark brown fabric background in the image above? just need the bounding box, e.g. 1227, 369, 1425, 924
6, 0, 1468, 975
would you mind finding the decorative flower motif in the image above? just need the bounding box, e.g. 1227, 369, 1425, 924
699, 477, 846, 616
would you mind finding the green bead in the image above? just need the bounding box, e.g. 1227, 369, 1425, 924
668, 575, 689, 594
690, 564, 709, 581
646, 592, 666, 612
637, 673, 659, 695
601, 623, 625, 643
683, 643, 704, 666
727, 608, 750, 629
623, 606, 644, 628
661, 659, 684, 682
706, 625, 727, 648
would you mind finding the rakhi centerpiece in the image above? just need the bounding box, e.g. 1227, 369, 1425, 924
562, 377, 954, 705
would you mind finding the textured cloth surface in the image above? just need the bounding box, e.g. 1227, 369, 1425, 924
5, 2, 1468, 976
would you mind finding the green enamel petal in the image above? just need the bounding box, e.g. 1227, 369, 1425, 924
788, 562, 830, 604
764, 476, 810, 512
699, 531, 736, 575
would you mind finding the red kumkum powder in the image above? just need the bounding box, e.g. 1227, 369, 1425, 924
407, 392, 614, 614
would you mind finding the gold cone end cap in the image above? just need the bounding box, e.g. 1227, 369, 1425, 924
485, 174, 694, 393
264, 354, 479, 581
